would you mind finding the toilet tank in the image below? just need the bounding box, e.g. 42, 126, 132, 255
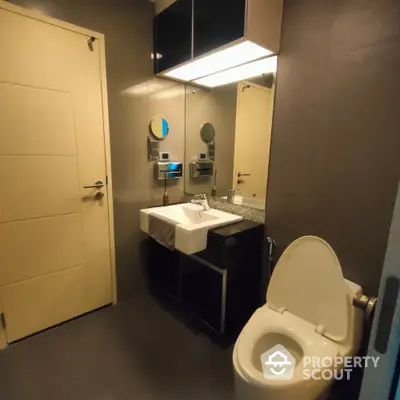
344, 279, 364, 355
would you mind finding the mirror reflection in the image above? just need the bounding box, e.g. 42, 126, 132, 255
184, 72, 276, 210
200, 122, 215, 143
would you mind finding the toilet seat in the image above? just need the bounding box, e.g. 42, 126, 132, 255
267, 236, 349, 342
236, 305, 339, 388
233, 236, 361, 400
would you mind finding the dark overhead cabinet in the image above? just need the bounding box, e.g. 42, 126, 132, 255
154, 0, 283, 76
193, 0, 246, 58
153, 0, 192, 74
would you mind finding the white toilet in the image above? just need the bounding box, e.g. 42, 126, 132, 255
233, 236, 363, 400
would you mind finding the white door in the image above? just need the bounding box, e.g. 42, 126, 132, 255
0, 3, 114, 344
233, 81, 275, 199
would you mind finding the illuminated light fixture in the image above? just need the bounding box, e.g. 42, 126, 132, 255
151, 52, 163, 60
193, 56, 278, 88
164, 41, 272, 82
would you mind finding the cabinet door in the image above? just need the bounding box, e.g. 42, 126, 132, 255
146, 239, 182, 301
182, 255, 226, 333
154, 0, 193, 74
193, 0, 246, 58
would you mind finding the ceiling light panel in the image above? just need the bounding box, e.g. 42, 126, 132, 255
164, 41, 272, 82
193, 56, 278, 88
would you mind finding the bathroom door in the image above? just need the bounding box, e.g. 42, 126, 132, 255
233, 81, 274, 199
359, 182, 400, 399
0, 2, 115, 347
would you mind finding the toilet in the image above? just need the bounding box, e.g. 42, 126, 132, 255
233, 236, 363, 400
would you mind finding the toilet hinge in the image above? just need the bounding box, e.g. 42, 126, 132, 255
315, 324, 326, 336
268, 304, 286, 314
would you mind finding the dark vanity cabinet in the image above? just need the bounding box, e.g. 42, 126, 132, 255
153, 0, 192, 74
144, 220, 269, 340
193, 0, 246, 57
181, 254, 226, 332
186, 220, 267, 336
146, 238, 182, 301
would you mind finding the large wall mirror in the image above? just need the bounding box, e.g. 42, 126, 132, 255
184, 68, 276, 211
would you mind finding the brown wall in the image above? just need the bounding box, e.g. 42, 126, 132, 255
9, 0, 186, 299
267, 0, 400, 296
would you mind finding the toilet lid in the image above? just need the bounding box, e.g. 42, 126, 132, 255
267, 236, 348, 341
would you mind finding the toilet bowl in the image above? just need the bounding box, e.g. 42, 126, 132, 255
233, 236, 363, 400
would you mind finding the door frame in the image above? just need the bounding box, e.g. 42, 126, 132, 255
239, 80, 272, 93
358, 182, 400, 399
0, 0, 117, 349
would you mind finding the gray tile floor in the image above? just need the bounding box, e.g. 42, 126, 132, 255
0, 288, 234, 400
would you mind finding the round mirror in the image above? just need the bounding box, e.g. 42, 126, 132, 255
150, 116, 169, 140
200, 122, 215, 143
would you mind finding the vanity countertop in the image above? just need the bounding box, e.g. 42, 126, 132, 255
209, 197, 265, 224
146, 198, 265, 224
194, 217, 264, 272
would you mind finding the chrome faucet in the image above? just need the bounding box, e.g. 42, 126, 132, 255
191, 193, 211, 211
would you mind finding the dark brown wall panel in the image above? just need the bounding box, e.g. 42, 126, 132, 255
267, 0, 400, 296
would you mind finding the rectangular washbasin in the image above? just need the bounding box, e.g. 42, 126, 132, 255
140, 203, 243, 254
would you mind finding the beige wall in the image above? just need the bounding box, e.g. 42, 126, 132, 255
185, 84, 237, 196
154, 0, 177, 14
120, 80, 185, 205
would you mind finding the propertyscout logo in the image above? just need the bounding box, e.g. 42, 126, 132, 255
261, 345, 295, 380
261, 345, 380, 381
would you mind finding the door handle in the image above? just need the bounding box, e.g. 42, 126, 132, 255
237, 172, 251, 177
83, 181, 104, 189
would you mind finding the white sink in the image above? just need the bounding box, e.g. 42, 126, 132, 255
140, 203, 243, 254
